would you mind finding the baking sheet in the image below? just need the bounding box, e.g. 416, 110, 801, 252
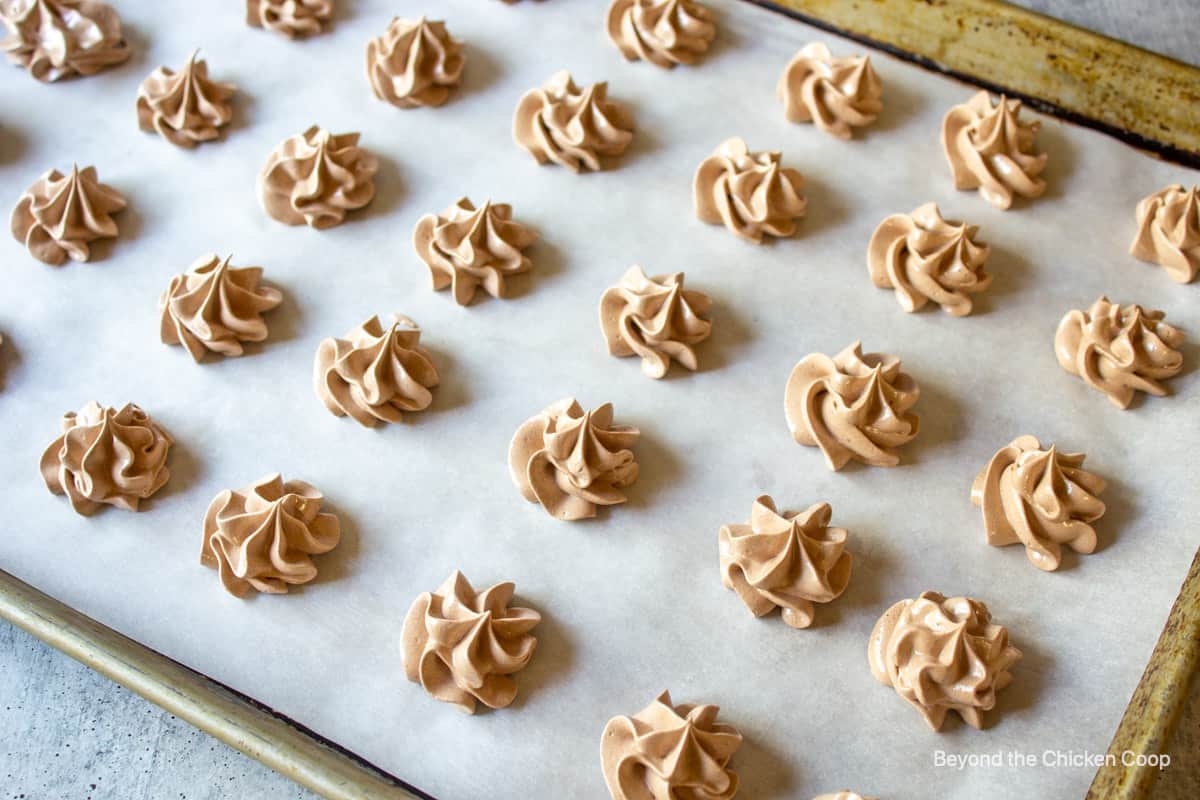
0, 1, 1196, 798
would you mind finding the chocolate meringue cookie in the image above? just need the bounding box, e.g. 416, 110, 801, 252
413, 198, 537, 305
942, 91, 1047, 210
868, 202, 991, 316
136, 51, 236, 148
11, 165, 126, 265
40, 401, 172, 516
694, 137, 806, 243
401, 571, 540, 713
784, 342, 920, 470
258, 125, 378, 229
246, 0, 332, 39
599, 265, 712, 379
605, 0, 717, 69
601, 691, 741, 800
869, 591, 1021, 730
778, 42, 882, 139
314, 315, 439, 427
972, 435, 1106, 571
201, 473, 340, 597
366, 17, 464, 109
513, 71, 635, 173
1, 0, 128, 82
509, 398, 639, 521
1054, 296, 1185, 409
159, 254, 282, 362
1131, 184, 1199, 284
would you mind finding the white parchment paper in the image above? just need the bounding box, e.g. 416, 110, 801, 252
0, 1, 1196, 797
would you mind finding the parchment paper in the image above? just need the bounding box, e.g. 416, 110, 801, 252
0, 1, 1196, 798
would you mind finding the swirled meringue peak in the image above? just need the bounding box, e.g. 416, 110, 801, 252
605, 0, 716, 69
200, 473, 341, 597
1, 0, 128, 82
971, 435, 1106, 571
11, 164, 126, 266
366, 17, 464, 109
1131, 184, 1200, 284
719, 495, 851, 629
509, 397, 640, 521
942, 91, 1047, 210
136, 51, 236, 148
259, 125, 378, 229
599, 265, 712, 379
813, 792, 879, 800
159, 254, 282, 362
869, 591, 1021, 730
868, 202, 991, 316
413, 197, 537, 305
40, 401, 172, 516
784, 342, 920, 470
1055, 296, 1185, 409
694, 137, 806, 244
314, 315, 439, 427
401, 571, 540, 713
246, 0, 332, 39
778, 42, 882, 139
513, 70, 635, 173
601, 690, 742, 800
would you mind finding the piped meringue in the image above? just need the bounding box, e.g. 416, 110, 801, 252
813, 792, 879, 800
413, 197, 537, 305
401, 571, 540, 713
366, 17, 464, 109
200, 473, 340, 597
258, 125, 378, 229
509, 397, 639, 521
314, 315, 439, 427
942, 91, 1047, 210
159, 254, 282, 362
605, 0, 716, 69
1054, 296, 1185, 409
11, 164, 126, 265
599, 265, 712, 379
601, 691, 742, 800
971, 435, 1106, 571
869, 591, 1021, 730
778, 42, 882, 139
694, 137, 806, 243
246, 0, 332, 39
40, 401, 172, 516
136, 51, 236, 148
513, 70, 635, 173
1, 0, 128, 82
868, 202, 991, 316
719, 495, 851, 629
1130, 184, 1200, 284
784, 342, 920, 470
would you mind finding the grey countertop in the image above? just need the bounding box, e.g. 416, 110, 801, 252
1, 3, 1194, 799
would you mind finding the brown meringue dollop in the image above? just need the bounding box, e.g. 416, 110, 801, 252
11, 164, 126, 265
868, 202, 991, 316
942, 91, 1047, 210
246, 0, 332, 39
694, 137, 806, 244
599, 265, 712, 379
513, 70, 635, 173
784, 342, 920, 470
200, 473, 341, 597
366, 17, 464, 109
258, 125, 378, 229
869, 591, 1022, 730
605, 0, 716, 69
136, 51, 236, 148
314, 315, 439, 427
401, 571, 540, 713
719, 495, 851, 629
159, 254, 283, 362
1054, 296, 1185, 409
971, 435, 1106, 572
601, 691, 742, 800
40, 401, 172, 516
777, 42, 882, 139
509, 398, 640, 521
1, 0, 128, 82
412, 197, 537, 305
1130, 184, 1200, 284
